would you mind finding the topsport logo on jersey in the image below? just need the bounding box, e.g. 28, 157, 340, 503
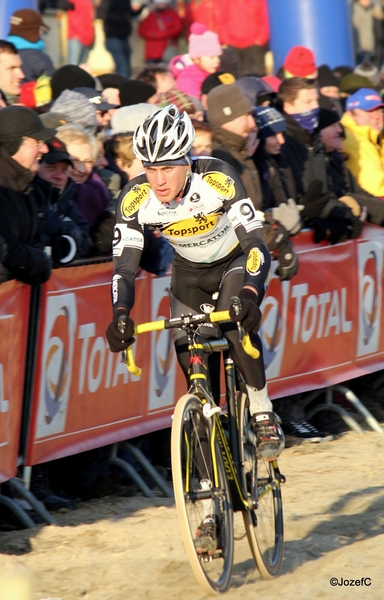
36, 294, 77, 438
203, 172, 235, 199
357, 241, 382, 356
121, 183, 150, 220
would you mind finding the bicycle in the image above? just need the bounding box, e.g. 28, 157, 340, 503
120, 299, 285, 595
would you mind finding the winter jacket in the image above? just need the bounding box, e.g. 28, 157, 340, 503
211, 127, 263, 209
33, 175, 91, 260
97, 0, 143, 39
185, 0, 269, 49
211, 126, 299, 277
0, 147, 51, 285
174, 61, 212, 99
6, 36, 55, 82
341, 111, 384, 198
282, 113, 330, 197
282, 113, 364, 242
253, 145, 297, 211
76, 172, 110, 226
325, 149, 384, 227
138, 8, 182, 61
352, 2, 375, 53
67, 0, 95, 47
219, 0, 269, 48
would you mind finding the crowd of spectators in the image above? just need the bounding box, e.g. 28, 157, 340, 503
1, 1, 384, 523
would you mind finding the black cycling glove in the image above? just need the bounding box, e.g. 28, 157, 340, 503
229, 289, 262, 334
106, 309, 135, 352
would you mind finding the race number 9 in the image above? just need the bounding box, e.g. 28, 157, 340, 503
227, 199, 263, 231
240, 202, 255, 222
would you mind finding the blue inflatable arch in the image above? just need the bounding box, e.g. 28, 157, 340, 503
266, 0, 354, 72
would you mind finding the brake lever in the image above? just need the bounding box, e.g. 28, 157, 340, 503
230, 295, 245, 343
117, 314, 128, 363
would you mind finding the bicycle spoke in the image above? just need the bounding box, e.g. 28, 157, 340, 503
171, 394, 234, 594
239, 393, 284, 578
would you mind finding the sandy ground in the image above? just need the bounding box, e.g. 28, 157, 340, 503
0, 427, 384, 600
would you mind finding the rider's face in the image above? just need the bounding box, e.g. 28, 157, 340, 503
144, 164, 190, 203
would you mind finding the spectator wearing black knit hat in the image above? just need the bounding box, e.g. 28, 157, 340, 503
50, 64, 96, 101
118, 80, 157, 107
97, 72, 128, 106
317, 64, 343, 116
0, 106, 55, 285
200, 71, 235, 110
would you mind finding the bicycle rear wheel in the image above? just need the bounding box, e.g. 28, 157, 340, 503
239, 392, 284, 578
171, 394, 234, 595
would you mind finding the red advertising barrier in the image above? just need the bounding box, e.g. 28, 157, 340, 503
25, 263, 186, 465
0, 280, 31, 483
262, 225, 384, 396
25, 224, 384, 466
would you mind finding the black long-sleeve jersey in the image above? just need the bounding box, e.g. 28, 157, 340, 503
112, 157, 271, 313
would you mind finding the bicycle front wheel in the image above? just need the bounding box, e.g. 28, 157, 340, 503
239, 392, 284, 578
171, 394, 234, 595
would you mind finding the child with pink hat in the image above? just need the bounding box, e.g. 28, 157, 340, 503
170, 22, 222, 99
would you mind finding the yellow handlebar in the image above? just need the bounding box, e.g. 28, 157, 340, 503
126, 346, 142, 376
134, 320, 166, 335
241, 334, 260, 359
210, 310, 260, 359
124, 309, 260, 374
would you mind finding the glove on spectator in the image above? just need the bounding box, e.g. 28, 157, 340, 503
263, 219, 289, 252
312, 217, 328, 243
32, 252, 52, 285
347, 214, 364, 239
106, 309, 135, 352
270, 198, 303, 236
327, 204, 363, 244
338, 195, 362, 218
274, 241, 299, 281
229, 288, 262, 334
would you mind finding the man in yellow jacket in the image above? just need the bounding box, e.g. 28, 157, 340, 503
341, 88, 384, 198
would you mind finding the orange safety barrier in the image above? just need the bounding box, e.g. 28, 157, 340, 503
23, 224, 384, 466
0, 280, 31, 483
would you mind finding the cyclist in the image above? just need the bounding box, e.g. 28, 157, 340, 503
106, 105, 285, 548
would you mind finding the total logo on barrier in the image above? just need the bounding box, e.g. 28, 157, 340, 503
148, 276, 177, 410
36, 294, 77, 438
260, 270, 289, 379
357, 241, 382, 356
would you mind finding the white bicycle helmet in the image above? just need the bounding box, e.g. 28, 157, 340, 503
133, 104, 195, 165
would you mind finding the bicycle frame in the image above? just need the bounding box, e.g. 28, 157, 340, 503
122, 309, 284, 510
185, 329, 283, 514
